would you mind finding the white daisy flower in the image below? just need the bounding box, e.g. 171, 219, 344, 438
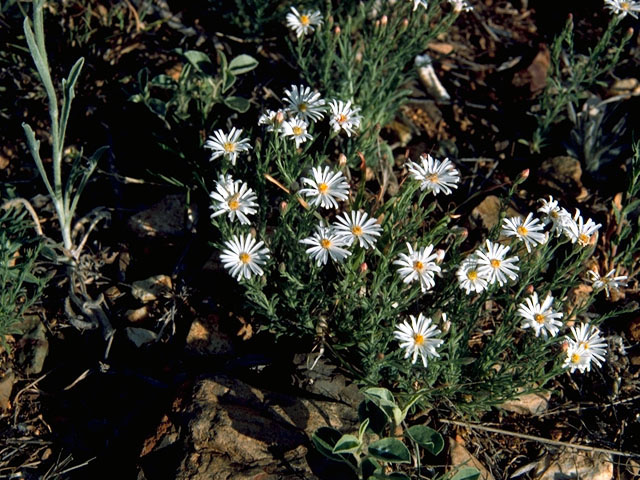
475, 240, 519, 287
588, 269, 628, 298
448, 0, 473, 12
209, 176, 258, 225
456, 255, 488, 294
406, 154, 461, 195
516, 292, 563, 338
283, 84, 326, 123
300, 225, 351, 266
282, 117, 313, 147
204, 127, 252, 166
220, 234, 269, 281
394, 313, 443, 367
538, 196, 572, 237
412, 0, 429, 11
333, 210, 382, 249
328, 100, 362, 137
501, 212, 547, 253
564, 209, 601, 247
564, 323, 607, 373
604, 0, 640, 18
285, 6, 324, 38
258, 109, 285, 133
393, 243, 441, 293
299, 166, 350, 209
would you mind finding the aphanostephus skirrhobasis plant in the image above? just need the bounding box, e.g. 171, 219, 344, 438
201, 0, 635, 414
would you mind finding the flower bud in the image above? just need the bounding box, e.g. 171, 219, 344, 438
525, 284, 535, 295
279, 200, 288, 212
275, 110, 285, 124
435, 249, 446, 263
334, 25, 341, 35
338, 153, 347, 167
359, 262, 368, 273
374, 19, 380, 29
401, 18, 409, 30
381, 15, 388, 27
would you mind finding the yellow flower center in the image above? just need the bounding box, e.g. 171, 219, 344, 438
467, 270, 478, 281
579, 341, 589, 350
413, 333, 425, 345
299, 103, 308, 112
351, 225, 363, 236
427, 173, 439, 183
239, 252, 250, 264
228, 195, 240, 210
490, 259, 501, 268
550, 210, 559, 219
338, 114, 348, 124
621, 1, 630, 9
578, 233, 590, 245
413, 261, 424, 272
292, 126, 303, 136
571, 353, 581, 364
320, 238, 331, 249
517, 225, 528, 236
318, 183, 329, 194
300, 14, 310, 25
534, 314, 545, 324
223, 142, 235, 153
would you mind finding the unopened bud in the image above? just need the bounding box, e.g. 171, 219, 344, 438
279, 262, 286, 273
519, 168, 530, 180
435, 249, 446, 263
374, 19, 380, 29
561, 341, 569, 352
381, 15, 388, 27
334, 25, 341, 35
625, 27, 634, 40
275, 110, 285, 124
401, 18, 409, 30
376, 352, 385, 360
279, 200, 288, 212
338, 153, 347, 167
359, 262, 368, 273
250, 227, 257, 237
525, 284, 535, 295
355, 51, 363, 63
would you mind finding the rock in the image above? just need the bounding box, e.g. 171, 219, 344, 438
131, 275, 173, 303
16, 320, 48, 375
512, 45, 550, 93
470, 195, 520, 231
185, 315, 234, 356
449, 437, 495, 480
126, 306, 150, 323
126, 327, 157, 347
534, 451, 613, 480
140, 374, 360, 479
538, 156, 587, 200
0, 370, 16, 411
128, 194, 198, 239
499, 390, 550, 416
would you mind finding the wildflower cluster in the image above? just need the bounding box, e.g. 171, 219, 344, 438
200, 3, 627, 414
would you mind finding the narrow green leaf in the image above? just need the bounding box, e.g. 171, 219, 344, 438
451, 467, 481, 480
358, 418, 370, 441
405, 425, 444, 456
224, 96, 250, 113
228, 54, 258, 75
332, 434, 360, 454
222, 72, 236, 93
367, 438, 411, 464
